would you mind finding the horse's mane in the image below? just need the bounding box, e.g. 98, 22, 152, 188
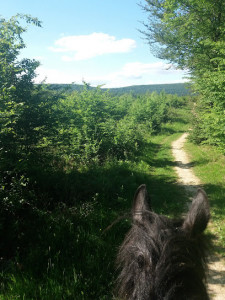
116, 185, 210, 300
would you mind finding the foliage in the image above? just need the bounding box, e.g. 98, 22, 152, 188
2, 12, 223, 300
189, 69, 225, 152
142, 0, 225, 73
0, 14, 192, 300
0, 14, 44, 170
0, 105, 190, 300
51, 87, 185, 165
142, 0, 225, 152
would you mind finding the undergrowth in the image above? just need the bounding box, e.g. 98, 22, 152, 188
0, 104, 191, 299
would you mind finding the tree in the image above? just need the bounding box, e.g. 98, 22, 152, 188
0, 15, 42, 169
142, 0, 225, 74
142, 0, 225, 151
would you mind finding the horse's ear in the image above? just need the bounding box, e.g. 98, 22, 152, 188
132, 185, 151, 221
183, 189, 210, 236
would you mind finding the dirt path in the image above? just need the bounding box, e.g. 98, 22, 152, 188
171, 133, 225, 300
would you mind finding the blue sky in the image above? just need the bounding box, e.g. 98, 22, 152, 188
2, 0, 187, 87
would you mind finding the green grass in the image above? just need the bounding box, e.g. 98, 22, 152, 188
140, 109, 191, 216
185, 141, 225, 255
0, 106, 204, 300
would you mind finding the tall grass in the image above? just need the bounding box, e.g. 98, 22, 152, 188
185, 141, 225, 255
0, 94, 196, 299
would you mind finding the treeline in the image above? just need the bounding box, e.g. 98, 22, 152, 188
46, 82, 191, 97
0, 15, 188, 299
105, 83, 190, 96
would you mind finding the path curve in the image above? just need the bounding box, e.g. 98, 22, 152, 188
171, 132, 225, 300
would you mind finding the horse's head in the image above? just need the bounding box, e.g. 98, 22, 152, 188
116, 185, 210, 299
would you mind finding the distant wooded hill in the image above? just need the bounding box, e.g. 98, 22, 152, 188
44, 83, 191, 96
104, 83, 190, 96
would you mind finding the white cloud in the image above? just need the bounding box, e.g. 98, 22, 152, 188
120, 62, 170, 78
35, 67, 80, 84
99, 62, 186, 87
35, 62, 187, 87
49, 32, 136, 61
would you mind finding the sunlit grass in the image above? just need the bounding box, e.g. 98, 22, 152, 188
4, 105, 221, 299
185, 141, 225, 254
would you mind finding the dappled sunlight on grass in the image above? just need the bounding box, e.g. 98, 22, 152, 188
185, 141, 225, 254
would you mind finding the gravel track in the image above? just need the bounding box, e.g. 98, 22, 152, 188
171, 133, 225, 299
